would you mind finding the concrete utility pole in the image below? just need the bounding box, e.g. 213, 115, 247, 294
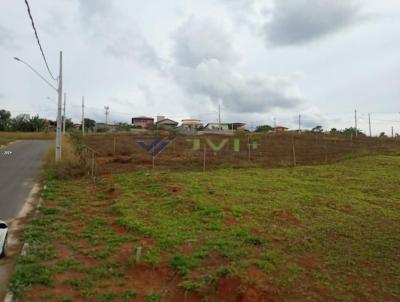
298, 114, 301, 132
392, 126, 394, 138
62, 93, 66, 135
274, 117, 277, 128
368, 113, 372, 137
55, 51, 63, 162
354, 109, 358, 137
104, 106, 110, 125
82, 96, 85, 135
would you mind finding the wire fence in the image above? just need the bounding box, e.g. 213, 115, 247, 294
82, 133, 400, 176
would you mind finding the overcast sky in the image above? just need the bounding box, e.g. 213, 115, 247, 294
1, 0, 399, 134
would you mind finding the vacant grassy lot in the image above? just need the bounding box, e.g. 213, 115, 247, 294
10, 155, 400, 301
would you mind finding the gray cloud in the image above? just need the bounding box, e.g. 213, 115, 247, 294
100, 24, 161, 69
78, 0, 112, 25
172, 18, 304, 114
174, 60, 303, 113
172, 18, 238, 68
0, 24, 15, 49
77, 0, 161, 69
137, 84, 155, 106
264, 0, 362, 46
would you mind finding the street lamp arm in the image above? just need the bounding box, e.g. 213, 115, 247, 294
14, 57, 58, 91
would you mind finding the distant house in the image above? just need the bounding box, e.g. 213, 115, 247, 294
274, 126, 289, 132
44, 119, 57, 132
181, 119, 203, 131
230, 123, 246, 131
204, 123, 230, 131
155, 116, 178, 130
132, 116, 154, 129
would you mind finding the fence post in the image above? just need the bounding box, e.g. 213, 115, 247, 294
203, 144, 207, 172
324, 144, 328, 164
292, 137, 297, 167
248, 136, 251, 162
91, 149, 95, 181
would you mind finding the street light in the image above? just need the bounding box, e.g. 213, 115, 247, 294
14, 52, 63, 162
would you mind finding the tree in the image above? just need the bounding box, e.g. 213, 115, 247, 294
10, 114, 31, 131
255, 125, 273, 132
83, 118, 96, 132
311, 125, 323, 133
64, 118, 74, 131
341, 127, 365, 137
116, 123, 132, 131
30, 115, 46, 132
379, 132, 387, 138
330, 128, 338, 134
0, 110, 11, 131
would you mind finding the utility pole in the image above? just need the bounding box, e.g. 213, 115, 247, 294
354, 109, 358, 137
392, 126, 394, 138
82, 96, 85, 135
298, 114, 301, 132
62, 93, 66, 135
55, 51, 63, 162
218, 103, 221, 131
273, 117, 277, 128
104, 106, 110, 125
368, 113, 372, 137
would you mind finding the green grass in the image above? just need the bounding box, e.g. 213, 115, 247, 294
10, 155, 400, 301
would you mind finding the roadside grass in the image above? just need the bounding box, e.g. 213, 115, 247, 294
45, 135, 88, 178
0, 132, 55, 146
9, 155, 400, 301
0, 137, 13, 147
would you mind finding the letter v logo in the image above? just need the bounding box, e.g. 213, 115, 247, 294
206, 138, 229, 151
135, 137, 175, 157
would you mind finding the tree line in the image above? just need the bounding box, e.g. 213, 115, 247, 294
0, 109, 109, 133
255, 124, 367, 136
0, 109, 75, 132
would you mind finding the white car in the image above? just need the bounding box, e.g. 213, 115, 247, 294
0, 221, 8, 258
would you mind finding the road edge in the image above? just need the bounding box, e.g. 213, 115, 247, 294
2, 184, 42, 302
0, 141, 17, 150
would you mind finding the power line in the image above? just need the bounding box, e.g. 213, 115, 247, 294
23, 0, 57, 81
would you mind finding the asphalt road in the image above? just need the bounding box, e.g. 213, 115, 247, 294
0, 140, 50, 221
